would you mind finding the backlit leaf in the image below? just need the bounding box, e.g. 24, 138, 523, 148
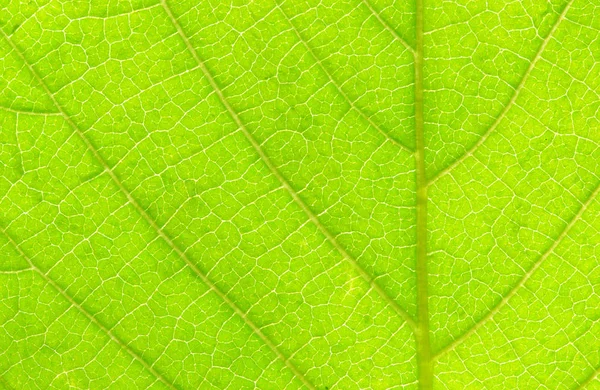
1, 0, 599, 388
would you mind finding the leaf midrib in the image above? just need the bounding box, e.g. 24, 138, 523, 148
4, 0, 599, 388
413, 0, 433, 387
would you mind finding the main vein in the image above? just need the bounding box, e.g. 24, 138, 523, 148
414, 0, 433, 388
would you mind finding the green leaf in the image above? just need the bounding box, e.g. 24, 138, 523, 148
1, 0, 599, 388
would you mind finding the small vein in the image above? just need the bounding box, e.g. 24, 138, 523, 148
433, 180, 600, 361
160, 0, 418, 336
275, 1, 414, 153
1, 28, 314, 390
427, 0, 574, 185
0, 227, 178, 390
0, 268, 32, 274
358, 0, 415, 54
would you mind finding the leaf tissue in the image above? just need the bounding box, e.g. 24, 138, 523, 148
1, 0, 599, 389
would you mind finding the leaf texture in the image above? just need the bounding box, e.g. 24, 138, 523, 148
1, 0, 599, 389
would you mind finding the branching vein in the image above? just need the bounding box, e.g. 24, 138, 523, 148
359, 0, 416, 54
159, 0, 418, 338
277, 1, 414, 153
0, 26, 314, 390
427, 0, 575, 185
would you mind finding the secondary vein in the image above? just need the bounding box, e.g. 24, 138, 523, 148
360, 0, 416, 54
277, 1, 414, 153
433, 181, 600, 361
1, 26, 312, 390
159, 0, 418, 337
427, 0, 575, 185
0, 227, 178, 390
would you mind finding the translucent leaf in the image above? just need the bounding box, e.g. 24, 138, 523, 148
1, 0, 599, 388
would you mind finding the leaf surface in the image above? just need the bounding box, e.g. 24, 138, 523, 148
1, 0, 599, 389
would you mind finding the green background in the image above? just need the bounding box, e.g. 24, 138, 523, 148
1, 0, 599, 388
